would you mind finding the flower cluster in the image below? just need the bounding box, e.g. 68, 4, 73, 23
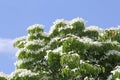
0, 72, 8, 79
27, 24, 44, 31
111, 66, 120, 75
85, 26, 103, 31
14, 58, 34, 66
106, 50, 120, 56
9, 69, 39, 79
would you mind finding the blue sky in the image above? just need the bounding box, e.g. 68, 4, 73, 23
0, 0, 120, 74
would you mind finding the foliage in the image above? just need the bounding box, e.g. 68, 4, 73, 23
0, 72, 8, 80
1, 18, 120, 80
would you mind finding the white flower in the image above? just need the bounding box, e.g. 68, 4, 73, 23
115, 78, 120, 80
45, 50, 52, 60
105, 40, 119, 45
49, 19, 68, 34
71, 68, 78, 72
16, 48, 25, 57
80, 60, 85, 64
27, 24, 44, 31
14, 36, 27, 45
53, 19, 68, 25
99, 32, 104, 36
48, 37, 60, 45
49, 17, 85, 34
19, 70, 38, 77
108, 66, 120, 80
71, 53, 79, 57
9, 69, 38, 79
49, 25, 56, 34
101, 50, 120, 60
84, 76, 88, 80
28, 31, 49, 37
41, 32, 49, 37
52, 46, 62, 53
86, 26, 102, 31
58, 25, 73, 32
111, 66, 120, 75
14, 58, 34, 66
106, 50, 120, 56
79, 37, 102, 46
26, 39, 44, 46
70, 17, 85, 25
61, 34, 102, 46
0, 72, 8, 79
79, 37, 93, 43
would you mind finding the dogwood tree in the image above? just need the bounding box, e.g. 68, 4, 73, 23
1, 18, 120, 80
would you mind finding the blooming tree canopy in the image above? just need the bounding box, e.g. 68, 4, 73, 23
1, 18, 120, 80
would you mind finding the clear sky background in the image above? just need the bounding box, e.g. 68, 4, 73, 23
0, 0, 120, 74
